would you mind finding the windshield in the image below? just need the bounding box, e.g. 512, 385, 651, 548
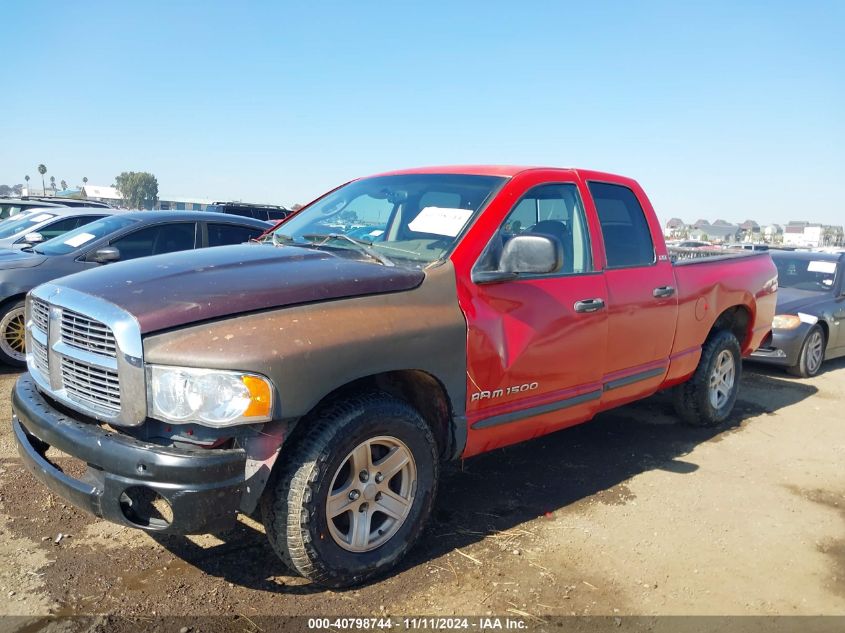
35, 215, 137, 256
774, 257, 838, 292
0, 211, 57, 238
270, 174, 505, 267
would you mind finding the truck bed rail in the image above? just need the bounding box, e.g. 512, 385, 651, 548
669, 247, 764, 265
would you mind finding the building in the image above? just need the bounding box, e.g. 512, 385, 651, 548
689, 223, 741, 243
82, 185, 123, 206
783, 221, 823, 248
761, 224, 783, 243
738, 219, 761, 242
664, 217, 687, 239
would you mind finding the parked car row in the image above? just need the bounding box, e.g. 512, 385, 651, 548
0, 209, 270, 364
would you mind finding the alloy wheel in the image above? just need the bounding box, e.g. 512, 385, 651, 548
326, 436, 417, 553
708, 349, 735, 410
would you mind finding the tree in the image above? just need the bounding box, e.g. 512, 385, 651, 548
114, 171, 158, 209
49, 176, 56, 192
37, 164, 47, 194
60, 180, 68, 191
82, 176, 88, 187
24, 175, 30, 191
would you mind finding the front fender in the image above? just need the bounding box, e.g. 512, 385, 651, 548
142, 262, 468, 426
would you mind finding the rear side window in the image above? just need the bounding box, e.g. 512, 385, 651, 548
588, 182, 655, 268
207, 223, 264, 247
111, 223, 197, 260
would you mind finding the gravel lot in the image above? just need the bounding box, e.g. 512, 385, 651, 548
1, 359, 843, 630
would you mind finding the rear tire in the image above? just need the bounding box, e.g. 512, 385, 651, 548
787, 325, 825, 378
673, 329, 741, 427
0, 300, 27, 367
260, 391, 438, 587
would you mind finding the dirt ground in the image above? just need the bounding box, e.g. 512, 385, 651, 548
0, 358, 843, 631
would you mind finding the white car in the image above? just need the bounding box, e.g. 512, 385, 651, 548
0, 207, 119, 250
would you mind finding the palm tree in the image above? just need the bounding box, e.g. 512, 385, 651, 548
37, 164, 47, 194
49, 176, 56, 193
24, 175, 30, 192
60, 180, 68, 191
82, 176, 88, 188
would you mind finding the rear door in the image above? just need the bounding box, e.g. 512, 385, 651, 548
587, 181, 678, 407
462, 175, 609, 454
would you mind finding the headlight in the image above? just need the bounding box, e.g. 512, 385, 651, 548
772, 314, 801, 330
147, 365, 274, 427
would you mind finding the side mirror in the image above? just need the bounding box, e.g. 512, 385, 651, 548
473, 234, 563, 284
22, 232, 44, 245
88, 246, 121, 264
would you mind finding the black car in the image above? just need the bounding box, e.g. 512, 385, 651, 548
0, 211, 268, 366
750, 251, 845, 377
205, 202, 292, 223
20, 196, 113, 209
0, 198, 68, 219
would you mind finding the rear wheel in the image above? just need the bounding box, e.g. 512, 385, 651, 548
0, 300, 27, 367
787, 325, 825, 378
673, 329, 741, 427
260, 391, 438, 587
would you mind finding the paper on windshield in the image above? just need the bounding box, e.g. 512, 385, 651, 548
28, 213, 54, 223
63, 232, 96, 247
807, 260, 836, 274
408, 207, 472, 237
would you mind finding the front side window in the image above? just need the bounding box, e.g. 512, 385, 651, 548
34, 216, 139, 256
0, 212, 57, 239
30, 217, 83, 241
475, 183, 593, 275
589, 182, 655, 268
271, 174, 505, 267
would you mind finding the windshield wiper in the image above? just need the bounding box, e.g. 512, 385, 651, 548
301, 233, 394, 267
269, 232, 294, 247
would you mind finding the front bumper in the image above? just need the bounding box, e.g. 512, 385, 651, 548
12, 373, 247, 534
748, 327, 807, 368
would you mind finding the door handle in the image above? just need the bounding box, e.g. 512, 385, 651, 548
574, 298, 606, 313
653, 285, 675, 298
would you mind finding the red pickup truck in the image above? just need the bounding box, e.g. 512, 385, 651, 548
13, 166, 777, 587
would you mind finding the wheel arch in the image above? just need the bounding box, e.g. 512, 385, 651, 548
0, 293, 27, 313
710, 304, 753, 350
288, 369, 461, 461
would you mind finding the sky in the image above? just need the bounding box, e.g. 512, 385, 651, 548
2, 1, 843, 226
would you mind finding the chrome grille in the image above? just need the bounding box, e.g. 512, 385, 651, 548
32, 298, 50, 333
31, 337, 49, 378
27, 283, 145, 426
60, 309, 117, 357
61, 357, 121, 413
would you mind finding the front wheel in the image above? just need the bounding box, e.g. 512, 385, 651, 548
260, 391, 439, 587
787, 325, 825, 378
0, 300, 27, 367
673, 329, 741, 427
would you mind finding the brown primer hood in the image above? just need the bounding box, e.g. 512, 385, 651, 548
56, 244, 425, 333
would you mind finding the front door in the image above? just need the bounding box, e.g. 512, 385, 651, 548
461, 178, 609, 456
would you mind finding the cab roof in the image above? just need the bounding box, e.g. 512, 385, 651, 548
372, 165, 629, 181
